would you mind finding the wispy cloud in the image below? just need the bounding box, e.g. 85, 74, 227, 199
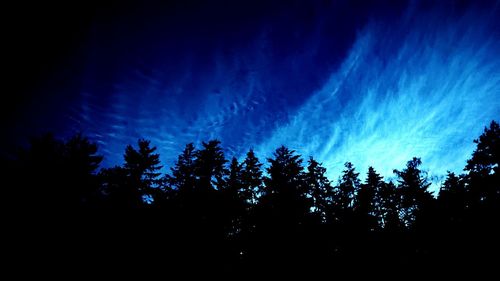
256, 5, 500, 190
77, 3, 499, 192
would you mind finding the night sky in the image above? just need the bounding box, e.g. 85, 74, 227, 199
4, 0, 500, 191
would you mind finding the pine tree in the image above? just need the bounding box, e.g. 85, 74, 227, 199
240, 149, 263, 206
335, 162, 360, 211
393, 157, 432, 227
262, 146, 309, 225
355, 166, 382, 230
16, 133, 103, 209
223, 157, 245, 237
438, 172, 466, 224
123, 139, 162, 205
465, 120, 500, 176
439, 172, 466, 205
62, 134, 103, 207
194, 140, 228, 191
377, 181, 402, 230
227, 157, 243, 196
238, 150, 263, 257
464, 120, 500, 207
189, 140, 228, 237
304, 157, 333, 223
168, 143, 197, 195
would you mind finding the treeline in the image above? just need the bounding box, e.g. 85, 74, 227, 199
3, 121, 499, 276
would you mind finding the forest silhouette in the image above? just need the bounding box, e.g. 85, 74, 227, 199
3, 121, 499, 276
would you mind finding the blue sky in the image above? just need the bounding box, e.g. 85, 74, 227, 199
7, 1, 500, 192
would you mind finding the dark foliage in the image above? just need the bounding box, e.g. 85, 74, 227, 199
4, 121, 500, 276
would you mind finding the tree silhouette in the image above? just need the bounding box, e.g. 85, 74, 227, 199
15, 133, 102, 210
237, 149, 263, 263
438, 172, 466, 222
305, 157, 333, 223
59, 134, 103, 208
250, 146, 311, 270
261, 146, 309, 226
333, 162, 360, 225
451, 121, 500, 272
465, 120, 500, 176
240, 149, 263, 206
194, 140, 228, 191
123, 139, 162, 205
337, 162, 360, 209
355, 166, 382, 231
227, 157, 243, 193
168, 143, 197, 197
377, 181, 402, 231
223, 157, 245, 237
465, 120, 500, 209
7, 120, 500, 275
393, 157, 432, 228
100, 139, 161, 208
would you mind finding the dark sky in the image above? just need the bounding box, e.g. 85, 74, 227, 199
4, 0, 500, 190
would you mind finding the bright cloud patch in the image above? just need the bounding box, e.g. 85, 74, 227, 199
255, 7, 500, 190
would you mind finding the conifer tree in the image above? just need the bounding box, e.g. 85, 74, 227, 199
194, 140, 228, 191
168, 143, 197, 195
464, 120, 500, 207
262, 146, 309, 225
355, 166, 382, 230
393, 158, 432, 227
123, 139, 162, 205
377, 181, 402, 230
335, 162, 360, 211
305, 157, 333, 222
240, 149, 263, 206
